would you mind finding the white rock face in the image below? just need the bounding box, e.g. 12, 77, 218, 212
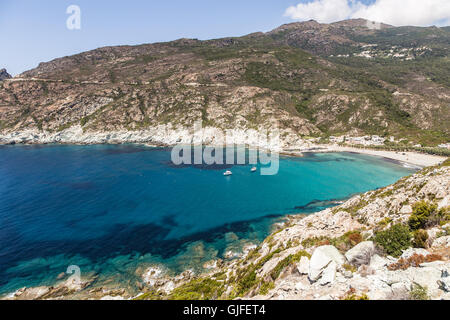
296, 256, 310, 275
0, 125, 313, 151
438, 277, 450, 292
399, 205, 412, 214
370, 254, 389, 270
318, 261, 337, 285
308, 245, 345, 282
432, 236, 450, 249
345, 241, 375, 266
401, 248, 430, 259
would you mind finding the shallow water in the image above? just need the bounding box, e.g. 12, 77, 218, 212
0, 145, 416, 294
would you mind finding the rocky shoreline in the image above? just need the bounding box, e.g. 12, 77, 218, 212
1, 126, 446, 168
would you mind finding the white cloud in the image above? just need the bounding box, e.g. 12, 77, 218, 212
284, 0, 450, 26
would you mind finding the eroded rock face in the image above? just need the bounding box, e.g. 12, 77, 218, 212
308, 245, 345, 282
345, 241, 375, 267
297, 256, 310, 275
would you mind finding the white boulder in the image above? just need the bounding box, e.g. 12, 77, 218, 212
401, 248, 429, 259
296, 256, 310, 275
345, 241, 375, 266
370, 254, 389, 270
318, 261, 337, 285
308, 245, 345, 282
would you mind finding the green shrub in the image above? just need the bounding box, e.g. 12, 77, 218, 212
409, 284, 429, 300
258, 281, 275, 295
409, 201, 449, 230
343, 263, 357, 273
344, 293, 369, 300
412, 229, 429, 248
408, 201, 438, 230
374, 224, 411, 257
133, 290, 162, 300
168, 278, 225, 300
269, 250, 311, 280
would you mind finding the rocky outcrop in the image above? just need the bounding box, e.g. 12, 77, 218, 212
345, 241, 375, 267
308, 245, 345, 282
0, 69, 11, 81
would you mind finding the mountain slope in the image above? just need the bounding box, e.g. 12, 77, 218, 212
0, 19, 449, 146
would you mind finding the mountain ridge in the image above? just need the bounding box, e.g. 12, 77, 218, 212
1, 19, 449, 146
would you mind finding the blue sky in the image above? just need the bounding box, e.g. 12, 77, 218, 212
1, 0, 447, 75
0, 0, 300, 75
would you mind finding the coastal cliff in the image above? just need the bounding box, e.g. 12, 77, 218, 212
6, 159, 449, 300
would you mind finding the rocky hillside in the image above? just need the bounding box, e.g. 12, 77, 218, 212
6, 159, 449, 300
0, 19, 449, 146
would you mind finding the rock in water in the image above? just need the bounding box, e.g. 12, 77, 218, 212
308, 245, 345, 282
345, 241, 375, 266
0, 68, 11, 80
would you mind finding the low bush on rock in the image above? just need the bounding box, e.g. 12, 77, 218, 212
168, 278, 225, 300
412, 229, 429, 248
342, 263, 357, 273
269, 250, 311, 280
409, 284, 429, 300
258, 281, 275, 295
387, 253, 442, 271
374, 224, 411, 257
301, 231, 363, 252
408, 201, 448, 230
341, 288, 369, 300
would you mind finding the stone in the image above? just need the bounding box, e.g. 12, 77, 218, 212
391, 282, 410, 299
12, 286, 50, 300
399, 205, 412, 214
308, 245, 345, 282
432, 236, 450, 249
345, 241, 375, 266
142, 266, 165, 286
369, 254, 388, 270
100, 295, 125, 300
419, 261, 446, 268
296, 256, 310, 275
400, 248, 429, 259
438, 277, 450, 292
406, 267, 442, 298
318, 261, 337, 285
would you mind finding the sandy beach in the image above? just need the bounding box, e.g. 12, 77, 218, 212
317, 145, 448, 168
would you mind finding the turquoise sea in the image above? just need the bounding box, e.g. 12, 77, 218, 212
0, 145, 416, 295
